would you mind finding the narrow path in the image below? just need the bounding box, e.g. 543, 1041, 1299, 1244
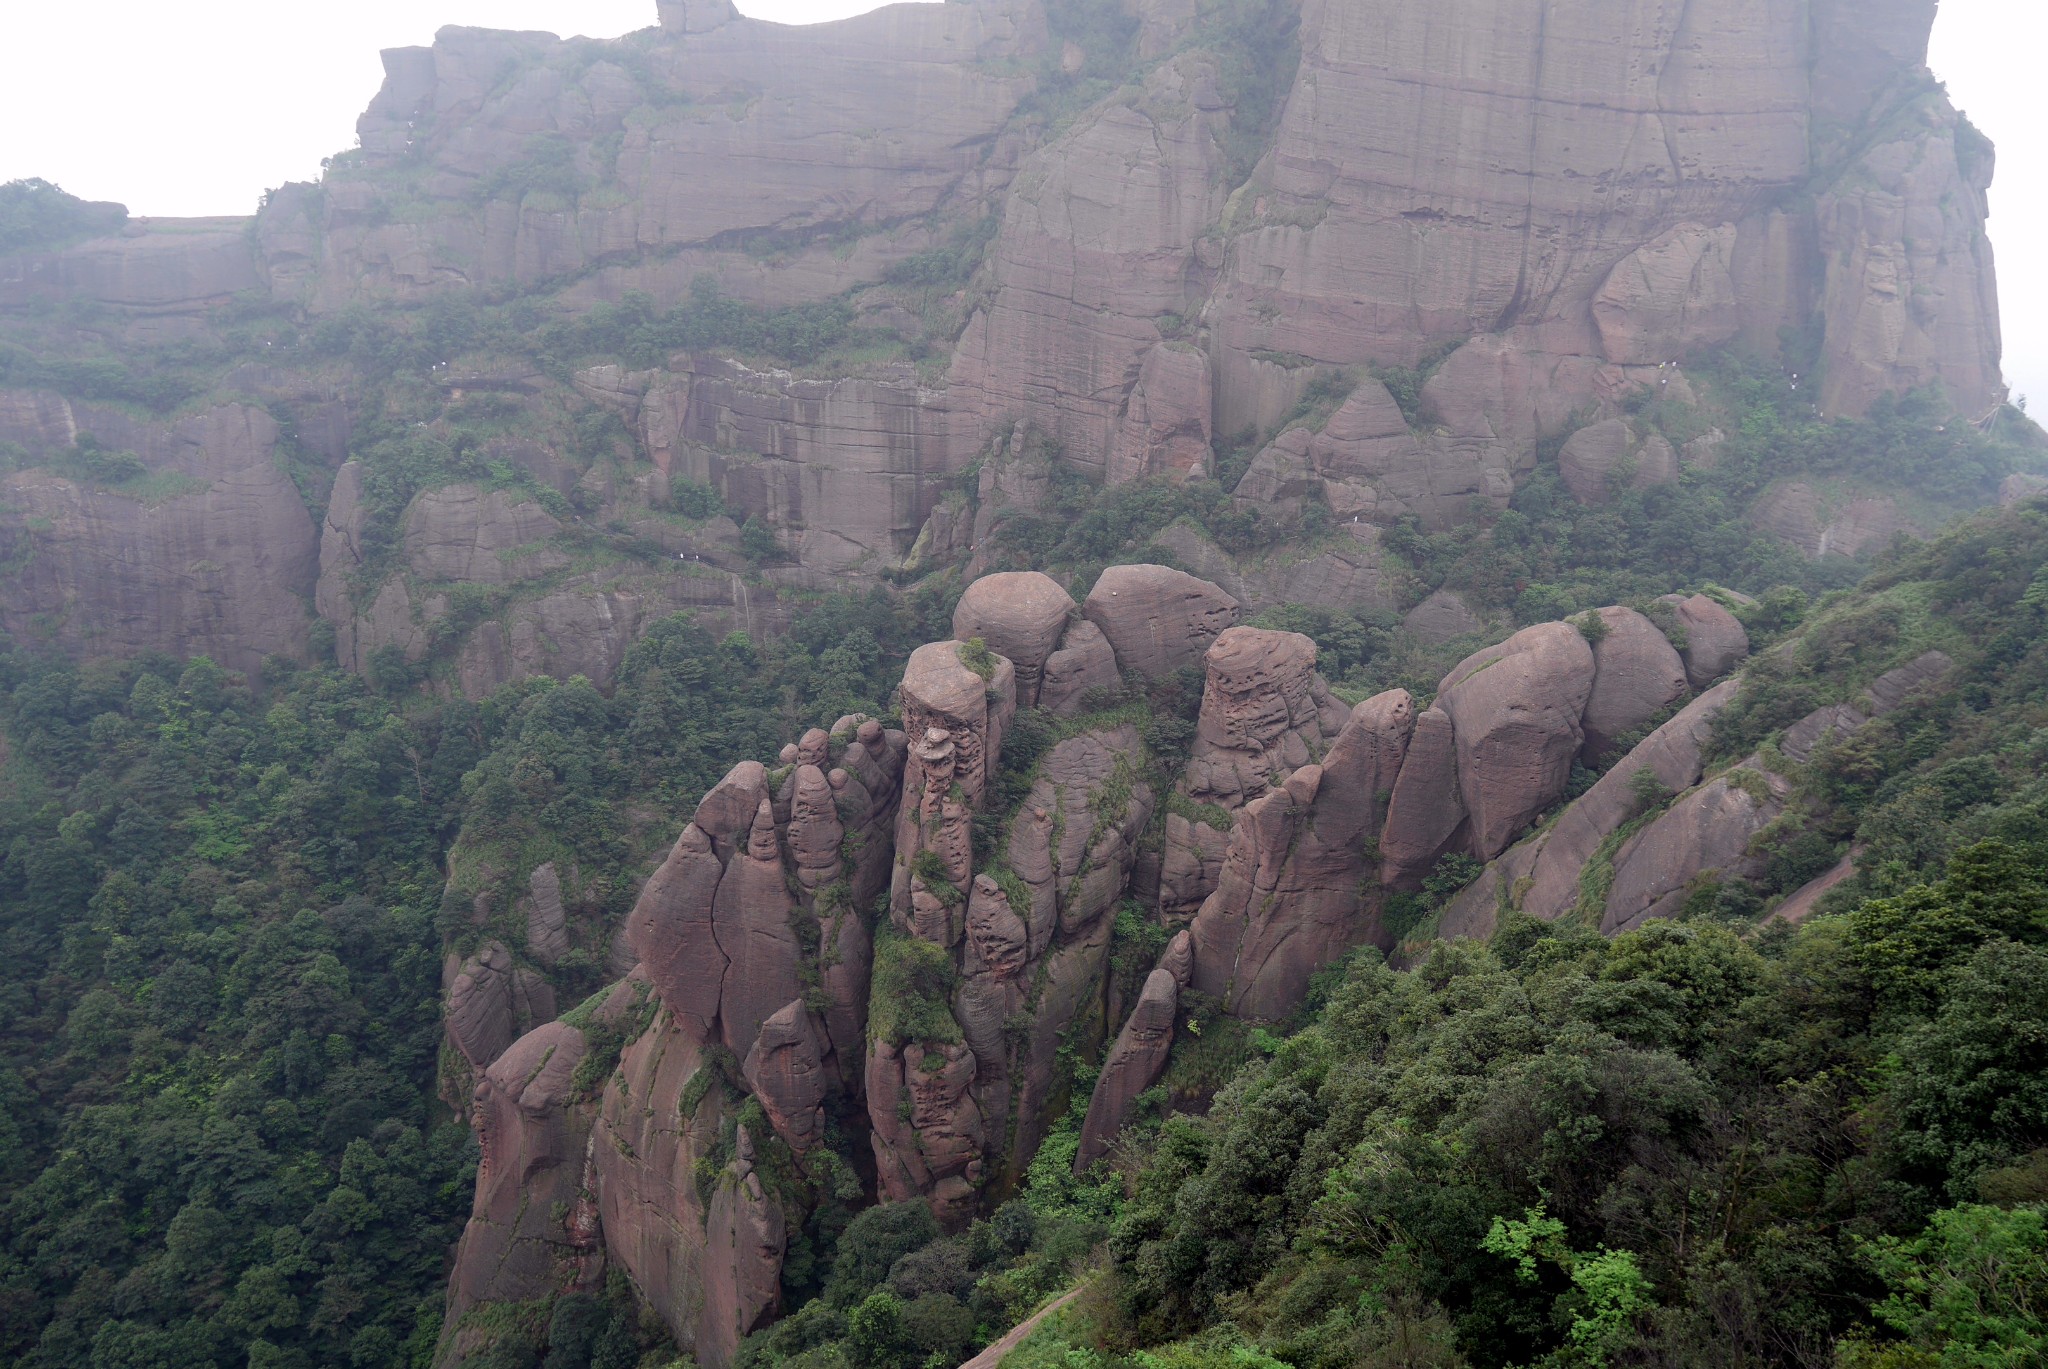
957, 1286, 1085, 1369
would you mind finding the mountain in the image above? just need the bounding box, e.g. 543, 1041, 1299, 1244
1, 1, 2044, 1367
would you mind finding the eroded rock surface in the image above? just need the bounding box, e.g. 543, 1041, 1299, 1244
953, 572, 1076, 706
1083, 564, 1239, 681
1189, 690, 1416, 1019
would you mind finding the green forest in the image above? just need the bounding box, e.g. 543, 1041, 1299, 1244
7, 489, 2048, 1365
0, 592, 943, 1368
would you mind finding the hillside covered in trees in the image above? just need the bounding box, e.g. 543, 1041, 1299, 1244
3, 0, 2046, 1365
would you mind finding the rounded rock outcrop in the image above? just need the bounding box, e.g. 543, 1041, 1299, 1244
952, 571, 1075, 705
1082, 564, 1239, 680
1668, 593, 1751, 687
1580, 606, 1689, 761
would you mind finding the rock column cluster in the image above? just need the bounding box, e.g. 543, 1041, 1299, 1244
438, 567, 1766, 1367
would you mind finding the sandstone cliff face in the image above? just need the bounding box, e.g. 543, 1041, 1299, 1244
638, 356, 962, 575
951, 53, 1234, 479
0, 401, 318, 677
318, 1, 1042, 310
0, 0, 2006, 694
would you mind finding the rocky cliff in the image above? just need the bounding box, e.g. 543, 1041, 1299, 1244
0, 0, 2014, 697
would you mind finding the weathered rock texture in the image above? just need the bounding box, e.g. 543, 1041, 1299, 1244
1073, 931, 1193, 1171
1161, 625, 1352, 916
1083, 564, 1240, 681
0, 0, 2006, 694
1188, 689, 1415, 1019
1439, 647, 1957, 942
2, 0, 2017, 1358
0, 403, 317, 676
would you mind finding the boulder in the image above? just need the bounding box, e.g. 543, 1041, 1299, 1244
1189, 690, 1416, 1019
952, 571, 1075, 705
1162, 626, 1349, 915
443, 941, 519, 1075
1378, 706, 1467, 888
741, 1001, 830, 1156
1403, 588, 1484, 644
1073, 967, 1177, 1170
1038, 620, 1121, 714
702, 1127, 785, 1369
1580, 607, 1688, 760
712, 799, 804, 1060
1183, 627, 1349, 806
1513, 679, 1743, 923
443, 1021, 591, 1329
1602, 760, 1791, 932
1082, 564, 1238, 680
1558, 420, 1675, 504
524, 862, 570, 966
1668, 594, 1750, 687
1559, 420, 1635, 505
1863, 650, 1953, 714
1436, 623, 1597, 860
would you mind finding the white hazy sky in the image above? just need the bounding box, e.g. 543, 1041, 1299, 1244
0, 0, 2040, 406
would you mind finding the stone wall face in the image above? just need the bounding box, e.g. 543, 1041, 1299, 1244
0, 0, 2004, 688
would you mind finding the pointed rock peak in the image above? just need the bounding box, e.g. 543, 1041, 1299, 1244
747, 797, 779, 861
797, 728, 830, 767
1160, 929, 1194, 985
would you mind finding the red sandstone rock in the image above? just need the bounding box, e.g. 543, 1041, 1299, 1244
443, 941, 520, 1076
1508, 679, 1744, 925
1074, 966, 1177, 1170
1039, 620, 1121, 715
524, 862, 570, 966
1581, 607, 1689, 761
952, 571, 1076, 706
702, 1126, 786, 1369
1189, 690, 1415, 1019
1106, 343, 1214, 485
711, 799, 804, 1060
1162, 625, 1350, 915
1082, 564, 1238, 681
0, 403, 316, 677
1436, 623, 1596, 861
1592, 223, 1744, 366
1403, 589, 1485, 645
1669, 594, 1750, 687
1378, 706, 1468, 889
742, 1001, 829, 1155
1603, 758, 1792, 932
444, 1021, 591, 1331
